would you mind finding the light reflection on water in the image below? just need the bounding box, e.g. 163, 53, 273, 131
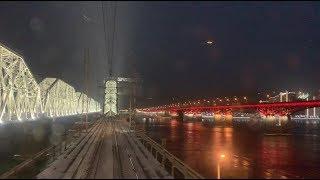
137, 116, 320, 179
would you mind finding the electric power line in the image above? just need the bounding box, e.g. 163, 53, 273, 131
101, 1, 117, 78
110, 1, 117, 77
101, 1, 109, 77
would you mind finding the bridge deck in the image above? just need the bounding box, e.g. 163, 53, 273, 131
36, 117, 172, 179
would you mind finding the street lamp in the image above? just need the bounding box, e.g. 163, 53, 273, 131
217, 153, 226, 179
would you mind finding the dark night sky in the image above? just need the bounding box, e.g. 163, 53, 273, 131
1, 1, 320, 107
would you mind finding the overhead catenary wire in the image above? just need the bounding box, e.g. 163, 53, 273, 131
101, 1, 109, 77
110, 1, 117, 78
101, 1, 117, 78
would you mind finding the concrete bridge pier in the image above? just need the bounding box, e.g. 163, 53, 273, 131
287, 114, 291, 121
177, 110, 184, 121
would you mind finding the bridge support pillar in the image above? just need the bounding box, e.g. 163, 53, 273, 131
287, 114, 291, 121
177, 110, 184, 121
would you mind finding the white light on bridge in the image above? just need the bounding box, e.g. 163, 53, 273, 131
298, 93, 309, 100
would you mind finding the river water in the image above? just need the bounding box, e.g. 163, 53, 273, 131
135, 115, 320, 179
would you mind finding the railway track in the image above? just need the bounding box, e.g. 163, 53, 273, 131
114, 120, 139, 179
115, 119, 172, 179
36, 117, 173, 179
110, 120, 121, 178
37, 118, 105, 179
87, 119, 107, 178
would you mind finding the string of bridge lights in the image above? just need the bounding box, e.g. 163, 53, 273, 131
139, 90, 315, 111
141, 96, 249, 111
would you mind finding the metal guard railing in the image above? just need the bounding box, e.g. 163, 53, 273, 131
135, 130, 204, 179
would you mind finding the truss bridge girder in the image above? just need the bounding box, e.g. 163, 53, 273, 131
0, 42, 101, 123
0, 44, 41, 123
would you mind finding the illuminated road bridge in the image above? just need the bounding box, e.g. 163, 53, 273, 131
139, 100, 320, 118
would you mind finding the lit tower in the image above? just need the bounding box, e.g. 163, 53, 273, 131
101, 1, 119, 117
104, 78, 118, 116
103, 77, 140, 117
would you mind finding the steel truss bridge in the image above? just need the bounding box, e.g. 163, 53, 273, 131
0, 43, 100, 123
139, 100, 320, 117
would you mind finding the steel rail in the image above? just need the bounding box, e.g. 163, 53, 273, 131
116, 122, 139, 179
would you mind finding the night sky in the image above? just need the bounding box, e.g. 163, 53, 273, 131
1, 2, 320, 107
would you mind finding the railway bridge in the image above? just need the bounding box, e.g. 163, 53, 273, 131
0, 42, 203, 179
